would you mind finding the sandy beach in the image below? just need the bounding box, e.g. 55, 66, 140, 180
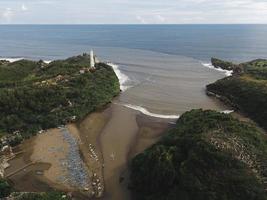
70, 103, 172, 200
30, 128, 72, 190
100, 104, 139, 200
5, 137, 59, 192
4, 102, 172, 200
98, 104, 172, 200
5, 127, 89, 193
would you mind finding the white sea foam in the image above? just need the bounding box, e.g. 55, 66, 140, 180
0, 57, 53, 64
123, 103, 233, 118
122, 104, 180, 119
107, 62, 131, 91
220, 110, 234, 114
43, 60, 52, 64
201, 62, 233, 77
0, 57, 24, 63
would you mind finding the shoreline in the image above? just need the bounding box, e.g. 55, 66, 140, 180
3, 57, 175, 199
2, 55, 247, 200
206, 90, 266, 133
98, 103, 172, 200
201, 62, 233, 76
4, 103, 172, 200
5, 128, 88, 194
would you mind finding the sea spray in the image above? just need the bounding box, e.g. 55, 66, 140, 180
201, 62, 233, 77
107, 62, 131, 91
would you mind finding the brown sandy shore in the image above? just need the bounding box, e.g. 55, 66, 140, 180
4, 103, 173, 200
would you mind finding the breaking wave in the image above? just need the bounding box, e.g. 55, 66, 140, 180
107, 62, 131, 91
44, 60, 52, 64
0, 57, 24, 62
221, 110, 234, 114
122, 104, 180, 119
0, 57, 52, 64
120, 103, 234, 119
201, 62, 233, 77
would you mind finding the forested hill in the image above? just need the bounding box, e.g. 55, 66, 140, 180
130, 109, 267, 200
0, 54, 120, 139
207, 58, 267, 129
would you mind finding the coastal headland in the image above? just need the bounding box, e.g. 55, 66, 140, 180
4, 102, 173, 199
2, 54, 267, 200
0, 53, 174, 199
128, 58, 267, 200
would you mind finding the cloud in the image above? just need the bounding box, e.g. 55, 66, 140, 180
21, 4, 28, 11
155, 14, 165, 23
136, 15, 146, 24
0, 3, 28, 23
0, 0, 267, 24
135, 14, 166, 24
1, 8, 13, 23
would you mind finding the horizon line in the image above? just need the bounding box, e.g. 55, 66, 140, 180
0, 23, 267, 26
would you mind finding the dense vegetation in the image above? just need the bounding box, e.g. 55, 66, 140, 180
130, 109, 267, 200
11, 192, 71, 200
211, 57, 237, 70
0, 177, 68, 199
0, 54, 120, 138
0, 179, 12, 198
207, 58, 267, 129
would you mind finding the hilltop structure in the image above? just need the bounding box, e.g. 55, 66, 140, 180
90, 50, 96, 70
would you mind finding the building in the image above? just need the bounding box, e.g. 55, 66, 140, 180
90, 50, 96, 70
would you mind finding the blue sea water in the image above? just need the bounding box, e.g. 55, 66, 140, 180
0, 24, 266, 62
0, 25, 267, 115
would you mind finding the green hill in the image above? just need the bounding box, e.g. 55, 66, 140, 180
0, 54, 120, 138
207, 58, 267, 129
130, 109, 267, 200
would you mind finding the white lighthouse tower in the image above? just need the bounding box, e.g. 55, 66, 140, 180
90, 50, 95, 70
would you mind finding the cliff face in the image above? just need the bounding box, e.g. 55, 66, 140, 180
207, 59, 267, 129
0, 54, 120, 137
130, 109, 267, 200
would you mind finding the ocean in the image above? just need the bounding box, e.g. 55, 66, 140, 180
1, 24, 267, 116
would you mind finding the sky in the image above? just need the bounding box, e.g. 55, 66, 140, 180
0, 0, 267, 24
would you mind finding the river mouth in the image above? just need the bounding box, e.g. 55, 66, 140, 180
96, 47, 231, 115
5, 103, 173, 200
4, 49, 232, 200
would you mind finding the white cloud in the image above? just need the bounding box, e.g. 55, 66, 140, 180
0, 0, 267, 24
136, 15, 146, 24
155, 14, 165, 23
1, 8, 13, 23
21, 4, 28, 11
135, 14, 167, 24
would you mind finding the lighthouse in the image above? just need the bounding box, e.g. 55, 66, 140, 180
90, 50, 95, 70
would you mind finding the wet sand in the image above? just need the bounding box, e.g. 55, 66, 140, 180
69, 107, 112, 197
5, 138, 61, 192
68, 103, 172, 200
6, 127, 93, 195
129, 115, 175, 159
5, 103, 172, 200
98, 104, 172, 200
100, 104, 139, 200
30, 128, 72, 190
